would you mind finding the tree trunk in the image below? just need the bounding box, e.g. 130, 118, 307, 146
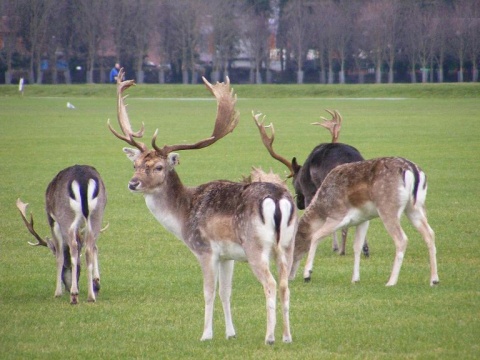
375, 64, 382, 84
297, 70, 304, 84
158, 68, 165, 84
5, 71, 12, 84
437, 68, 444, 83
136, 70, 145, 84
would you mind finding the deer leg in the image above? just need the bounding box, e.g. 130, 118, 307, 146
68, 229, 80, 304
51, 223, 64, 297
199, 256, 218, 341
85, 231, 97, 303
407, 207, 439, 286
332, 232, 339, 253
380, 214, 408, 287
218, 260, 236, 339
92, 243, 100, 294
339, 228, 348, 255
362, 237, 370, 258
248, 255, 277, 345
276, 247, 292, 343
54, 244, 65, 297
303, 219, 339, 282
351, 221, 370, 283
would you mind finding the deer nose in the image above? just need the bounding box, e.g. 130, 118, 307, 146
128, 180, 140, 191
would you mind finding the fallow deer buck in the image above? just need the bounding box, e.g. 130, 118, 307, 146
252, 110, 369, 256
293, 157, 439, 286
108, 69, 297, 344
16, 165, 107, 304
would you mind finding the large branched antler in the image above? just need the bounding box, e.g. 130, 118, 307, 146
16, 198, 53, 250
107, 68, 147, 152
152, 76, 239, 157
311, 109, 342, 143
252, 111, 294, 178
108, 69, 239, 157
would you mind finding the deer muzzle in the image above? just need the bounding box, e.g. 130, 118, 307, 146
128, 179, 141, 191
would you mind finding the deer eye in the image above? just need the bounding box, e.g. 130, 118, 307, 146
155, 165, 163, 172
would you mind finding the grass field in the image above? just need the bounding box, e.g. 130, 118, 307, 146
1, 82, 479, 359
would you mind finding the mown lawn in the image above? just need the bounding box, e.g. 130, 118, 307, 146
0, 83, 479, 359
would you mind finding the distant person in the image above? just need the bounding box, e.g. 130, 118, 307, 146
110, 63, 121, 83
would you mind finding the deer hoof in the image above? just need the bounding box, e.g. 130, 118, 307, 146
70, 294, 78, 305
304, 277, 311, 283
362, 245, 370, 258
93, 278, 101, 294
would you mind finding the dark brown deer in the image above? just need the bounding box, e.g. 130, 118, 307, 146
16, 165, 107, 304
108, 69, 297, 344
252, 110, 369, 256
293, 157, 439, 286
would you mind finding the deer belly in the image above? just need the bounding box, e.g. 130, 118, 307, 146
343, 202, 378, 226
211, 241, 247, 261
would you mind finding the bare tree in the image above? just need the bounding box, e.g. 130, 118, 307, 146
168, 0, 203, 84
206, 0, 240, 83
16, 0, 56, 84
282, 0, 313, 84
73, 0, 111, 83
356, 1, 388, 83
383, 0, 401, 84
400, 1, 423, 83
155, 0, 175, 84
0, 0, 20, 84
242, 2, 271, 84
451, 1, 474, 82
463, 0, 480, 82
430, 1, 451, 83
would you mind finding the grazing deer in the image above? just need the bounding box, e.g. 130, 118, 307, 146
293, 157, 439, 286
16, 165, 107, 304
108, 69, 297, 344
252, 110, 369, 256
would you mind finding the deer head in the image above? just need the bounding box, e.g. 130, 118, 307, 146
252, 109, 345, 209
108, 68, 239, 193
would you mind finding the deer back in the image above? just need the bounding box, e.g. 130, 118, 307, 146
301, 157, 425, 228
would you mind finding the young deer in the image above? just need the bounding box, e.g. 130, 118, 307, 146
252, 110, 369, 256
293, 157, 439, 286
108, 69, 297, 344
16, 165, 107, 304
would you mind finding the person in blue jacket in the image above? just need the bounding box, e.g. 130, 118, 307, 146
109, 63, 121, 83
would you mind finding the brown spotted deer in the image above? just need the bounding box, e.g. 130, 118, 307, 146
108, 69, 297, 344
16, 165, 107, 304
252, 110, 369, 256
293, 157, 439, 286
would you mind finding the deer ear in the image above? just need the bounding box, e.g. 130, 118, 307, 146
292, 157, 301, 174
123, 147, 141, 162
168, 153, 180, 167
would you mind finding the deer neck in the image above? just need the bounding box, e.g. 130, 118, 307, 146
143, 169, 191, 240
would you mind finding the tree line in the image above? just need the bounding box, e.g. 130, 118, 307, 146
0, 0, 478, 85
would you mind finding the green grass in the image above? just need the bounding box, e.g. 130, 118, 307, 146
1, 83, 479, 359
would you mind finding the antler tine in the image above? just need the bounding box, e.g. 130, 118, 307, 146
107, 68, 148, 152
16, 198, 49, 247
252, 111, 294, 178
152, 76, 239, 156
311, 109, 342, 143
